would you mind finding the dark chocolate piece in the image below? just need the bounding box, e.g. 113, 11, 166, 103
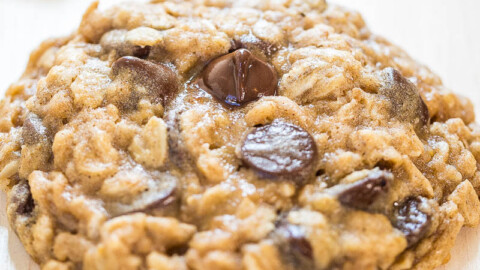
379, 68, 430, 133
105, 175, 177, 217
112, 56, 178, 105
338, 169, 392, 209
241, 120, 317, 182
271, 222, 315, 269
196, 49, 277, 106
392, 197, 431, 247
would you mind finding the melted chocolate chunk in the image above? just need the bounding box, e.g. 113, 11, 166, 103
392, 197, 431, 247
196, 48, 277, 106
241, 120, 317, 182
112, 56, 178, 105
338, 169, 392, 209
271, 223, 315, 269
105, 175, 177, 218
379, 68, 430, 133
22, 114, 48, 145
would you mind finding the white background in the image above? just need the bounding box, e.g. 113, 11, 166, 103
0, 0, 479, 269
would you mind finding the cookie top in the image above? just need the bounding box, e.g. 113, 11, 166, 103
1, 1, 479, 270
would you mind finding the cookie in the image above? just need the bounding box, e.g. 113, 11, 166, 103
0, 1, 479, 270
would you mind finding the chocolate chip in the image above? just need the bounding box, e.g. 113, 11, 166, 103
338, 169, 392, 209
392, 197, 431, 247
112, 56, 178, 105
230, 34, 279, 57
196, 48, 277, 106
241, 120, 317, 182
22, 114, 48, 145
9, 181, 35, 216
17, 193, 34, 216
105, 175, 177, 217
379, 68, 430, 133
271, 222, 314, 269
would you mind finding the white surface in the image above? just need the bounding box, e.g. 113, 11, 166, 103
0, 0, 479, 269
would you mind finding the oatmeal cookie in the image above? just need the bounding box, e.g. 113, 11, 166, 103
1, 1, 479, 269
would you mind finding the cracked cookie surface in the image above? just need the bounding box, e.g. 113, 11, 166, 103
1, 1, 480, 270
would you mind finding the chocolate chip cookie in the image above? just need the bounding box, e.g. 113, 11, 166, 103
1, 1, 479, 270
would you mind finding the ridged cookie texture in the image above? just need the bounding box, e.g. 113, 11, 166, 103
0, 1, 479, 270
